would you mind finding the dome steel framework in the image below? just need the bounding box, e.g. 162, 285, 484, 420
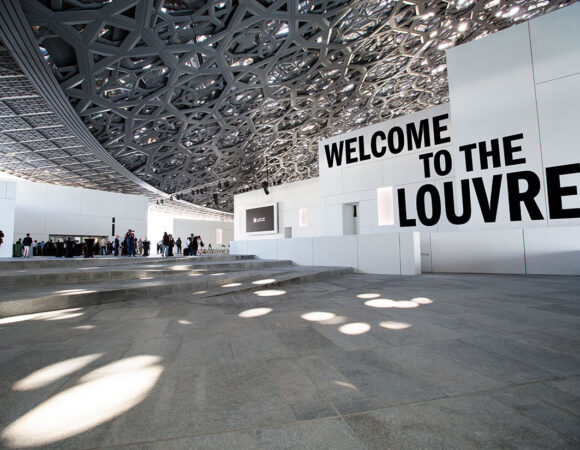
1, 0, 574, 213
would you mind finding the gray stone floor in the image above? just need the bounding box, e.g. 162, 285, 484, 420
0, 272, 579, 449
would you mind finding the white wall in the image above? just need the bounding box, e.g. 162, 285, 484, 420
233, 178, 322, 241
12, 179, 148, 243
0, 181, 16, 257
231, 231, 421, 275
231, 4, 580, 276
173, 217, 233, 247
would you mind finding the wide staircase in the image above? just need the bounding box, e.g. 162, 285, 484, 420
0, 255, 352, 318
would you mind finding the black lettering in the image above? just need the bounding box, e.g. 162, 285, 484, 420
388, 126, 404, 154
406, 119, 431, 150
358, 135, 370, 161
416, 184, 441, 226
434, 150, 452, 176
444, 180, 471, 225
459, 143, 476, 172
345, 137, 358, 164
371, 131, 386, 158
324, 141, 343, 168
546, 163, 580, 219
472, 175, 502, 222
478, 139, 501, 170
433, 114, 451, 145
503, 133, 526, 166
397, 189, 416, 227
506, 170, 544, 221
419, 152, 433, 178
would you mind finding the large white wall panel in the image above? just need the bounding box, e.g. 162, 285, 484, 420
47, 184, 82, 215
529, 3, 580, 84
247, 239, 277, 260
431, 229, 525, 274
12, 179, 148, 241
357, 233, 400, 274
524, 226, 580, 275
400, 232, 421, 275
0, 181, 16, 257
46, 213, 110, 237
276, 238, 314, 266
230, 240, 248, 255
447, 22, 547, 229
313, 235, 357, 268
342, 162, 382, 193
535, 73, 580, 228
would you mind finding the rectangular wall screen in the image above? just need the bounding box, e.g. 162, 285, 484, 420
245, 204, 278, 234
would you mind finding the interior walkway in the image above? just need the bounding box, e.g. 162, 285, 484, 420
1, 272, 579, 448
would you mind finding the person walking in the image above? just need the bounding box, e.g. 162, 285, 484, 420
22, 233, 33, 258
100, 236, 108, 255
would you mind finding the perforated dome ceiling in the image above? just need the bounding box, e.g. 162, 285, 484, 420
2, 0, 575, 212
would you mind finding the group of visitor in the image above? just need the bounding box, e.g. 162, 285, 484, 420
158, 233, 204, 257
11, 229, 151, 258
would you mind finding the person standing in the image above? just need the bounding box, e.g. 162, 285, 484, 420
100, 236, 108, 255
143, 239, 150, 257
22, 233, 33, 258
176, 237, 182, 255
114, 235, 120, 256
84, 237, 95, 258
138, 238, 143, 256
191, 234, 198, 257
162, 232, 169, 257
65, 237, 75, 258
168, 234, 175, 257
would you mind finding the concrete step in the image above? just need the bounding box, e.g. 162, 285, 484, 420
0, 264, 353, 318
0, 258, 294, 288
0, 254, 255, 270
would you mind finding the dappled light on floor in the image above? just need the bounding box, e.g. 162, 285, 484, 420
73, 325, 95, 331
301, 312, 336, 322
211, 272, 225, 276
365, 299, 419, 308
412, 297, 433, 304
222, 282, 242, 288
45, 312, 84, 321
254, 290, 286, 297
139, 276, 154, 280
192, 290, 207, 295
238, 308, 273, 318
380, 321, 412, 330
13, 354, 103, 392
339, 322, 371, 335
357, 293, 381, 299
334, 381, 358, 390
2, 355, 164, 448
252, 278, 276, 285
54, 289, 96, 296
0, 308, 84, 325
178, 320, 192, 325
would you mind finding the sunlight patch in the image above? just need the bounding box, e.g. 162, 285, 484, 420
301, 312, 336, 322
254, 290, 286, 297
2, 356, 163, 448
252, 279, 276, 285
13, 354, 103, 392
238, 308, 272, 318
339, 322, 371, 335
412, 297, 433, 304
380, 321, 411, 330
356, 293, 381, 299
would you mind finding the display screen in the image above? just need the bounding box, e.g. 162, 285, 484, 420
246, 205, 276, 233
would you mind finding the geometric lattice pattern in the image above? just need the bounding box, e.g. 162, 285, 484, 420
0, 42, 147, 194
19, 0, 575, 212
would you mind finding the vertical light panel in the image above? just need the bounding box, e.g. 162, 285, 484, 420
377, 186, 394, 225
299, 208, 308, 227
216, 228, 223, 245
